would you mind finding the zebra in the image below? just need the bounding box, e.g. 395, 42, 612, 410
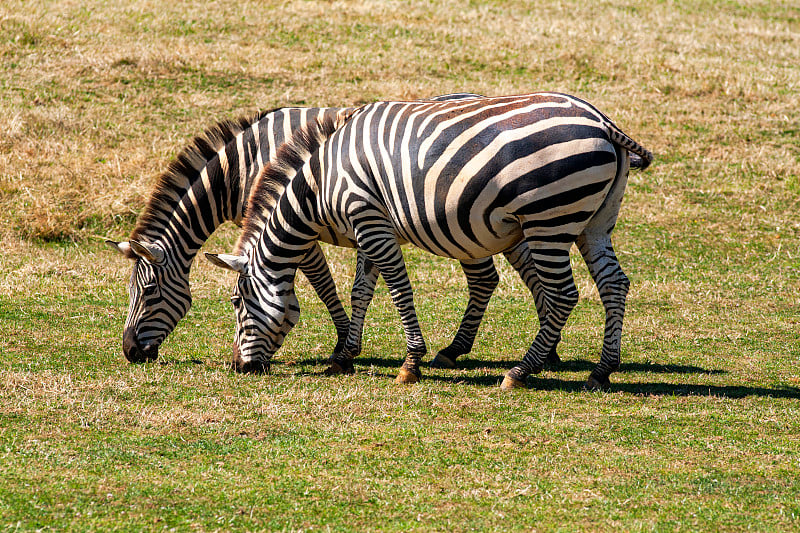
105, 94, 565, 368
205, 92, 653, 391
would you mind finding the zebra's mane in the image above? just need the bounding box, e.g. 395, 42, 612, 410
234, 113, 347, 255
130, 108, 282, 243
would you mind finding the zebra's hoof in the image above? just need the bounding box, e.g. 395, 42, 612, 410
584, 375, 611, 392
395, 367, 421, 384
324, 361, 354, 376
429, 353, 457, 369
500, 375, 526, 390
545, 349, 561, 365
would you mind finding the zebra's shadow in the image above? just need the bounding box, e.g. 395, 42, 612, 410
285, 355, 800, 399
290, 355, 726, 376
159, 356, 798, 399
465, 377, 800, 400
311, 369, 800, 400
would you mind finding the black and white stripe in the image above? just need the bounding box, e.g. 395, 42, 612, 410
106, 107, 351, 363
107, 94, 552, 368
207, 92, 652, 390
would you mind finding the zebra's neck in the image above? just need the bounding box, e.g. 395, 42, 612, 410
235, 112, 347, 279
129, 107, 341, 272
247, 167, 322, 285
234, 110, 345, 257
130, 122, 262, 271
234, 147, 317, 259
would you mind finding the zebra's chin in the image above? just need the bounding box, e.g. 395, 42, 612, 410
122, 328, 159, 363
231, 342, 271, 374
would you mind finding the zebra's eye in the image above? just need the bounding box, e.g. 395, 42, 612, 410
230, 296, 242, 306
142, 284, 158, 297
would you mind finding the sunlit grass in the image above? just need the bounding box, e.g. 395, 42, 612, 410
1, 0, 799, 530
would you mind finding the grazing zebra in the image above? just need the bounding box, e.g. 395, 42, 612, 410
106, 94, 564, 368
106, 107, 352, 364
206, 93, 653, 391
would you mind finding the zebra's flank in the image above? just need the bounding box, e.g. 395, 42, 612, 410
234, 111, 354, 254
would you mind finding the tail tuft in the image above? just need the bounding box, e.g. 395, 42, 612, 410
629, 153, 652, 170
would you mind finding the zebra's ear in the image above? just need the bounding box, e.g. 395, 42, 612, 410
129, 240, 166, 264
105, 240, 136, 259
205, 253, 249, 276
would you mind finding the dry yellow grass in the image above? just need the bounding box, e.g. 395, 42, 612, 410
1, 0, 797, 243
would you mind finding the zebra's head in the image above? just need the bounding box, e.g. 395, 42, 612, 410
205, 252, 300, 373
106, 239, 192, 363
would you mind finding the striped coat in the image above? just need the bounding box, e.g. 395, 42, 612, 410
207, 93, 652, 390
107, 94, 564, 369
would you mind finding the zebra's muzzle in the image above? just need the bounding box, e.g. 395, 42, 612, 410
231, 342, 270, 373
122, 328, 159, 363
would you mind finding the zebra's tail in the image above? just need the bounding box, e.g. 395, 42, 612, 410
629, 153, 648, 169
606, 124, 653, 170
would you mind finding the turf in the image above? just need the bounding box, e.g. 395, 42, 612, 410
1, 0, 799, 531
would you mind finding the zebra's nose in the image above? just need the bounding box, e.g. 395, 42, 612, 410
230, 342, 270, 374
122, 328, 159, 363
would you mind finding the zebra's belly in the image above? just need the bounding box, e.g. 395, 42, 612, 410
317, 225, 412, 249
396, 211, 522, 261
317, 226, 356, 249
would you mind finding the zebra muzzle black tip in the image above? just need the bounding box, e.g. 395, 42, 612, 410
122, 329, 159, 363
231, 343, 270, 374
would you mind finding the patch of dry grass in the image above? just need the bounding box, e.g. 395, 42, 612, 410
1, 0, 797, 242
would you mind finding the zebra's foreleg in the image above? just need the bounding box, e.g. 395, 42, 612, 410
430, 257, 499, 369
356, 229, 426, 384
576, 233, 629, 391
325, 249, 380, 375
503, 241, 562, 365
502, 242, 578, 390
297, 242, 351, 359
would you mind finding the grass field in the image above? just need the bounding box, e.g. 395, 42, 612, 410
1, 0, 799, 530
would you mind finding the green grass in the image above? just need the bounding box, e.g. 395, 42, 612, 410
2, 0, 800, 530
2, 238, 799, 531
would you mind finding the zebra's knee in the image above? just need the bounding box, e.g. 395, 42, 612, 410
476, 266, 500, 292
618, 270, 630, 295
562, 286, 580, 312
546, 286, 579, 321
555, 281, 579, 306
462, 259, 499, 293
599, 268, 629, 300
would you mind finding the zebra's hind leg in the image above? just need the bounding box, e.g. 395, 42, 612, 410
576, 232, 629, 391
503, 241, 562, 365
325, 249, 380, 376
298, 242, 351, 359
502, 242, 578, 390
430, 257, 499, 369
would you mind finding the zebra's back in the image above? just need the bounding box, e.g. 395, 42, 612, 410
318, 93, 624, 260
